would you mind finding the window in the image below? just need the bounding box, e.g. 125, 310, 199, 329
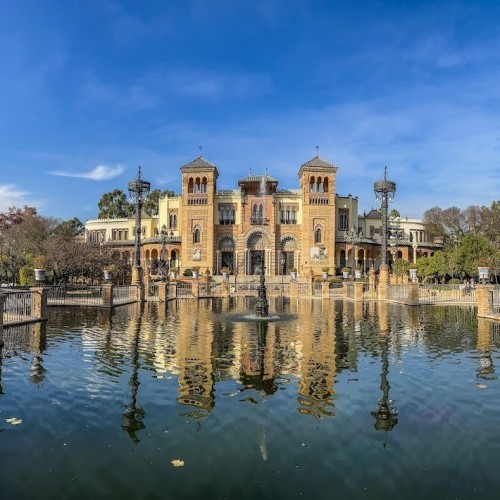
193, 226, 201, 244
314, 225, 322, 244
339, 210, 349, 231
169, 211, 177, 230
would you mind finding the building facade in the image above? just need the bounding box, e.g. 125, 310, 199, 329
85, 154, 442, 276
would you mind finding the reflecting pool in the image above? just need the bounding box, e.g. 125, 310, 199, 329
1, 299, 500, 499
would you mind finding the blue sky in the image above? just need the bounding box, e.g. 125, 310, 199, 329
1, 0, 499, 221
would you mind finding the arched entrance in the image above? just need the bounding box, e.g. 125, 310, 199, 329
280, 235, 298, 274
247, 232, 265, 275
217, 234, 235, 274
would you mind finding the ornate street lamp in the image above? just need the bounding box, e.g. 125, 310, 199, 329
280, 254, 285, 295
346, 225, 360, 281
159, 225, 169, 281
128, 166, 150, 284
374, 167, 396, 267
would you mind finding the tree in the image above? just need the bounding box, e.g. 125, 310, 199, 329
54, 217, 84, 237
0, 205, 37, 233
454, 233, 494, 277
142, 189, 176, 217
480, 201, 500, 245
389, 208, 400, 219
98, 190, 133, 219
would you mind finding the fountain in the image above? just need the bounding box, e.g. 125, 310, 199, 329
254, 172, 269, 318
255, 266, 269, 317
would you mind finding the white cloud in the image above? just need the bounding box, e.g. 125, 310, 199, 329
0, 184, 31, 211
49, 164, 125, 181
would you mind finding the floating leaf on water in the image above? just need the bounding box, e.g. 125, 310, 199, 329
171, 459, 185, 467
5, 418, 22, 425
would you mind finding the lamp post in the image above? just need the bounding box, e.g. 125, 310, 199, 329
159, 225, 168, 281
346, 226, 360, 282
374, 167, 396, 268
280, 254, 285, 295
128, 166, 150, 285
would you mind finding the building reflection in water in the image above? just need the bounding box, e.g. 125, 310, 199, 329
30, 322, 47, 385
371, 302, 398, 432
176, 300, 215, 419
240, 320, 278, 397
121, 304, 146, 443
476, 318, 496, 381
297, 299, 337, 418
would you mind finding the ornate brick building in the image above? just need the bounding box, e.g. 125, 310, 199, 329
85, 154, 442, 276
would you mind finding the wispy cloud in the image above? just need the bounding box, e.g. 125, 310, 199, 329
0, 184, 31, 211
49, 164, 125, 181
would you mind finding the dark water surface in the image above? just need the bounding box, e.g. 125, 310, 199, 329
1, 299, 499, 499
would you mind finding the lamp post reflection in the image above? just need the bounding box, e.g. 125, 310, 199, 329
371, 307, 398, 431
121, 308, 145, 443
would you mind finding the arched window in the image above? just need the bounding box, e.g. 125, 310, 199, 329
314, 225, 322, 244
193, 226, 201, 244
252, 204, 258, 219
317, 177, 323, 192
201, 177, 207, 193
323, 177, 329, 193
291, 207, 297, 224
188, 178, 194, 193
310, 176, 316, 192
339, 211, 349, 231
169, 211, 177, 229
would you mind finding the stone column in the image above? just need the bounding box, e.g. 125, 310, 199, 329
102, 283, 114, 308
192, 279, 200, 299
135, 284, 145, 302
322, 280, 330, 299
477, 285, 494, 318
131, 265, 143, 285
30, 287, 48, 321
378, 264, 389, 301
0, 290, 5, 349
290, 280, 298, 298
407, 282, 419, 306
157, 282, 167, 302
343, 281, 349, 299
368, 266, 376, 293
354, 281, 364, 302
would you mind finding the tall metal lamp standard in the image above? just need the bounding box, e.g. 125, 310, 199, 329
128, 166, 150, 285
374, 167, 396, 278
347, 225, 360, 282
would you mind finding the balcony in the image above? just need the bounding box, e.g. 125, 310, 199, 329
250, 217, 270, 225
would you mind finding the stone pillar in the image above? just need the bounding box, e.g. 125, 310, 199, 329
477, 285, 494, 318
30, 287, 48, 321
378, 264, 389, 301
157, 282, 168, 302
378, 301, 389, 334
368, 266, 376, 294
136, 284, 145, 302
322, 280, 330, 299
354, 281, 364, 302
222, 281, 230, 298
102, 283, 114, 308
192, 280, 200, 298
343, 281, 349, 299
131, 265, 143, 285
0, 290, 5, 349
290, 280, 298, 298
407, 282, 419, 306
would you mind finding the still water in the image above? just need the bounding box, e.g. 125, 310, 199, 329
1, 299, 499, 499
